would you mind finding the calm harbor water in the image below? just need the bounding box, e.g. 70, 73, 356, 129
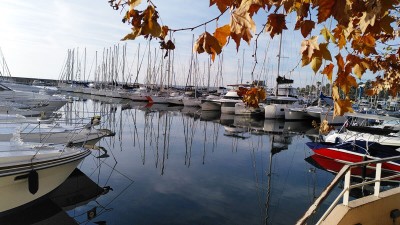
1, 93, 374, 225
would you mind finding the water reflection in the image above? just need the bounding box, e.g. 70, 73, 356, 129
4, 93, 332, 225
0, 169, 110, 225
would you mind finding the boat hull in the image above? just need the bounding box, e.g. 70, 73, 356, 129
0, 148, 90, 214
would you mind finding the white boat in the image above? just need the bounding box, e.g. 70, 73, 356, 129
0, 115, 114, 145
167, 92, 184, 106
0, 83, 67, 114
119, 86, 149, 101
264, 95, 300, 119
234, 102, 265, 116
182, 97, 202, 107
284, 106, 314, 120
219, 89, 243, 114
147, 91, 170, 104
0, 141, 91, 214
320, 110, 347, 125
200, 95, 221, 111
324, 112, 400, 147
306, 105, 324, 119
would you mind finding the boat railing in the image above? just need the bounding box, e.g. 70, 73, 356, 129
297, 155, 400, 225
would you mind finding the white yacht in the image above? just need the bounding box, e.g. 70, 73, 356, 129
0, 141, 90, 213
219, 86, 244, 114
264, 85, 301, 119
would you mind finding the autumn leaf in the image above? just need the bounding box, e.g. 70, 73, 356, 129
335, 53, 344, 72
321, 63, 334, 83
141, 5, 162, 37
213, 24, 231, 47
265, 14, 287, 38
311, 55, 322, 74
331, 0, 350, 26
301, 36, 319, 60
359, 1, 381, 33
319, 43, 332, 61
316, 0, 335, 23
242, 87, 267, 108
121, 27, 141, 41
193, 32, 222, 61
295, 20, 315, 38
160, 26, 169, 40
336, 71, 358, 95
230, 6, 256, 50
353, 64, 365, 79
320, 27, 335, 43
334, 98, 354, 117
319, 119, 335, 135
210, 0, 235, 13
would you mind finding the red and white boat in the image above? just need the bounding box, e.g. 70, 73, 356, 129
306, 141, 400, 173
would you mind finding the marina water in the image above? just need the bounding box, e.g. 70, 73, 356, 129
3, 94, 394, 225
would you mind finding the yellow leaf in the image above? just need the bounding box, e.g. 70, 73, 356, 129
333, 98, 354, 117
121, 28, 141, 41
332, 85, 340, 100
311, 56, 322, 74
319, 43, 332, 61
301, 36, 319, 60
353, 64, 363, 79
320, 26, 335, 43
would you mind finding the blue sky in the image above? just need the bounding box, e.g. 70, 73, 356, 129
0, 0, 370, 88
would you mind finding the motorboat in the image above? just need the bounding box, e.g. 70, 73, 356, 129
306, 140, 400, 173
200, 95, 221, 111
0, 115, 114, 145
219, 89, 243, 114
0, 83, 67, 114
234, 102, 265, 117
0, 141, 91, 214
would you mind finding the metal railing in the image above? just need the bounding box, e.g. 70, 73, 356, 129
297, 155, 400, 225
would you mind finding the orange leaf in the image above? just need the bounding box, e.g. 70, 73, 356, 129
210, 0, 235, 13
213, 24, 231, 47
265, 14, 288, 38
242, 87, 266, 108
194, 32, 222, 61
321, 63, 334, 83
160, 26, 169, 40
141, 5, 161, 37
335, 53, 344, 72
336, 71, 358, 95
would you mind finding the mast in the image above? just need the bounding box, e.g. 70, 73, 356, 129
275, 32, 283, 96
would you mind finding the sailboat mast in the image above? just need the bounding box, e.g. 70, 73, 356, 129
275, 32, 283, 96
